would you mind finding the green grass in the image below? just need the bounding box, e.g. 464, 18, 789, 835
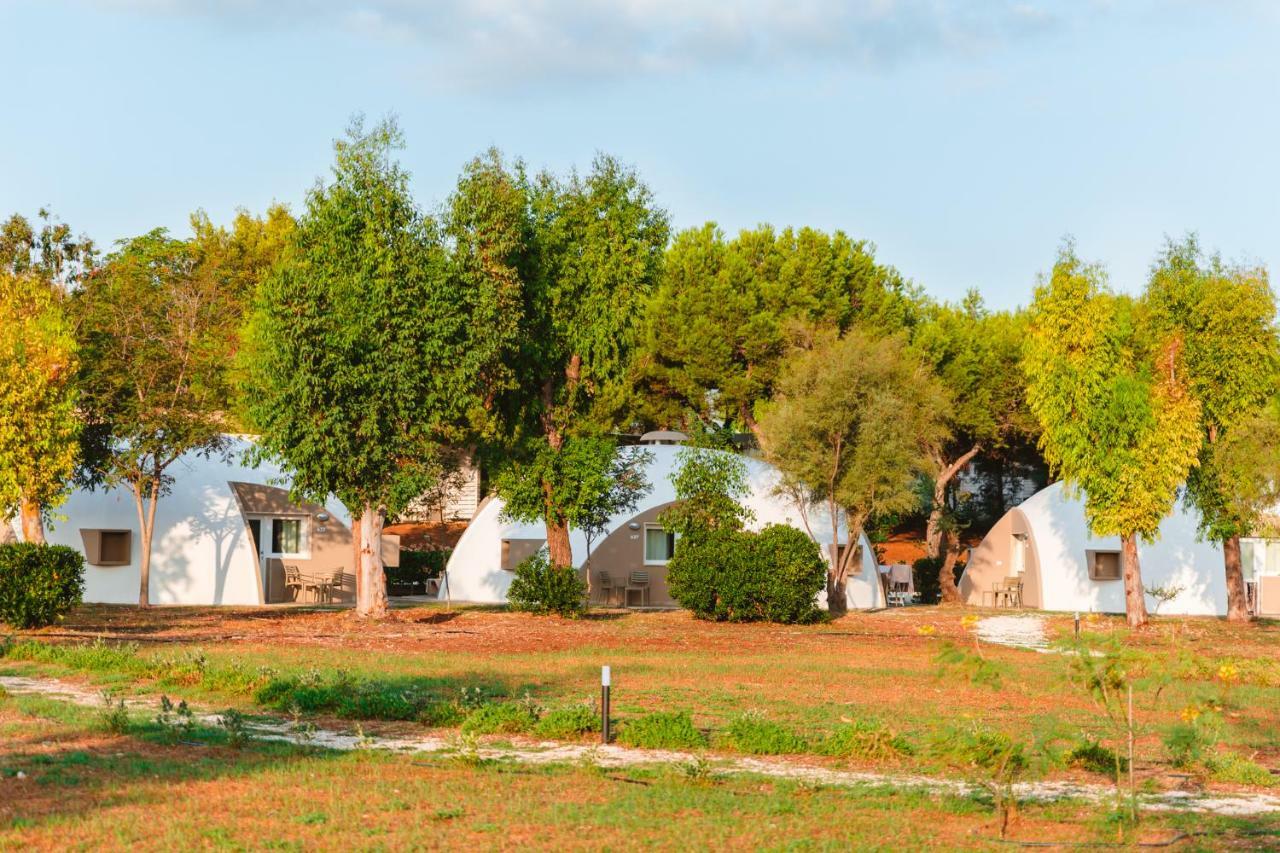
3, 690, 1279, 850
616, 711, 707, 750
717, 712, 808, 755
3, 606, 1279, 787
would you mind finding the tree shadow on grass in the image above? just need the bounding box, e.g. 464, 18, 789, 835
1, 719, 350, 830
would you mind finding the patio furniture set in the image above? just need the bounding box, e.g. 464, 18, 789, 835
284, 565, 345, 603
596, 571, 651, 607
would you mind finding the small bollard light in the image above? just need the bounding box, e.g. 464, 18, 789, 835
1074, 611, 1081, 639
601, 665, 612, 744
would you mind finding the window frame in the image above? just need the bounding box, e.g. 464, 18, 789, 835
642, 524, 676, 566
1086, 549, 1122, 581
268, 516, 309, 559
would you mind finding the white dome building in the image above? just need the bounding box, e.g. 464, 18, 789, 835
440, 440, 884, 611
10, 437, 397, 606
959, 481, 1280, 617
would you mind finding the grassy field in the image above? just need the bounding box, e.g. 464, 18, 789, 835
2, 604, 1279, 849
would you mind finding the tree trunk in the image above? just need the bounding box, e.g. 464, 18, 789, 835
0, 518, 15, 545
135, 480, 159, 608
545, 517, 573, 569
827, 570, 848, 617
19, 497, 45, 544
1222, 535, 1252, 623
925, 445, 981, 559
356, 502, 388, 618
1120, 533, 1148, 628
939, 527, 962, 603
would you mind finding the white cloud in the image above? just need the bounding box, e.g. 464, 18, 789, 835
73, 0, 1095, 88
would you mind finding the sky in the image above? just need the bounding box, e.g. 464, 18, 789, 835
1, 0, 1277, 309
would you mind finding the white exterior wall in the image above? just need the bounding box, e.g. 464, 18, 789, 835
34, 438, 350, 606
441, 445, 884, 610
1012, 483, 1227, 616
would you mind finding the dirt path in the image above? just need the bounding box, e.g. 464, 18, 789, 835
4, 673, 1278, 817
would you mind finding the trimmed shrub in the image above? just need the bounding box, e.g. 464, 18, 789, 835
534, 704, 601, 739
617, 711, 707, 750
0, 543, 85, 629
719, 712, 808, 755
666, 524, 824, 623
507, 551, 586, 617
461, 700, 540, 735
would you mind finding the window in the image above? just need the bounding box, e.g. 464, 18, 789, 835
644, 525, 676, 565
80, 529, 132, 566
1086, 549, 1121, 581
271, 518, 305, 556
100, 531, 130, 564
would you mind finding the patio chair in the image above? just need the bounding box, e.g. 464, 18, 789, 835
1004, 577, 1024, 608
597, 571, 618, 606
284, 565, 303, 601
323, 569, 345, 603
624, 571, 650, 608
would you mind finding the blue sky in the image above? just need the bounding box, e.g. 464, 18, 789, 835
1, 0, 1276, 309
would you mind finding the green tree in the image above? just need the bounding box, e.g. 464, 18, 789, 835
760, 330, 947, 614
1023, 245, 1202, 628
632, 224, 918, 436
1145, 237, 1280, 621
243, 118, 473, 618
494, 437, 652, 597
659, 444, 755, 538
448, 150, 669, 568
75, 231, 234, 607
0, 210, 95, 543
910, 294, 1033, 600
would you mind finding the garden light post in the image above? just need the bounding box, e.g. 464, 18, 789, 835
1074, 611, 1080, 639
601, 665, 611, 744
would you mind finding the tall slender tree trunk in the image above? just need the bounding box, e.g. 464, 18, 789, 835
1222, 535, 1251, 623
1120, 533, 1148, 628
0, 517, 15, 544
135, 479, 160, 608
356, 502, 388, 618
925, 445, 981, 558
19, 497, 45, 544
939, 527, 962, 603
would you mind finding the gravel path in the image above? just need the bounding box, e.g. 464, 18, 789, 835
3, 673, 1279, 817
975, 615, 1051, 651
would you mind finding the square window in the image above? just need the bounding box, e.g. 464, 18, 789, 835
272, 519, 304, 555
1087, 550, 1121, 581
644, 526, 675, 564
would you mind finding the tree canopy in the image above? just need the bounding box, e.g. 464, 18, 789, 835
632, 224, 918, 436
1145, 236, 1280, 620
75, 229, 236, 606
448, 149, 670, 568
760, 330, 947, 613
1023, 244, 1202, 627
243, 118, 475, 617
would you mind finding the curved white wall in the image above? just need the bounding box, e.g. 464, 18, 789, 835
976, 482, 1227, 616
38, 438, 351, 606
441, 445, 884, 610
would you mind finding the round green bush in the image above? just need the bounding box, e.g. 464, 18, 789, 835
507, 550, 586, 617
0, 542, 86, 629
666, 524, 824, 623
